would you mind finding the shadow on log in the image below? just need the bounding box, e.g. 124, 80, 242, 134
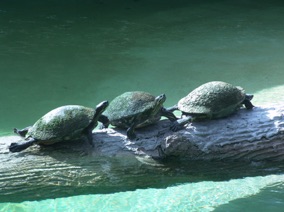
94, 104, 284, 161
1, 104, 284, 202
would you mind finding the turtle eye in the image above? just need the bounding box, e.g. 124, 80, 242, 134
156, 94, 166, 102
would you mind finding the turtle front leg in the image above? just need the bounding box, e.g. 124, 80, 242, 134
243, 99, 254, 109
9, 137, 37, 153
126, 122, 137, 140
86, 130, 94, 147
170, 116, 192, 132
160, 107, 178, 122
98, 115, 109, 129
166, 105, 179, 112
14, 126, 32, 137
243, 94, 254, 109
82, 126, 94, 147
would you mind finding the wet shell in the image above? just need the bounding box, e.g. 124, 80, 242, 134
104, 91, 163, 128
178, 81, 246, 118
26, 105, 95, 144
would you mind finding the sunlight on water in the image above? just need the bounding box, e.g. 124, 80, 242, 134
254, 85, 284, 106
1, 174, 283, 211
1, 0, 284, 133
1, 0, 284, 211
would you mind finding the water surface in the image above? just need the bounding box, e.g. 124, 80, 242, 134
1, 0, 284, 210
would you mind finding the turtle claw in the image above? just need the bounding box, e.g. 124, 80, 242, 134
9, 142, 20, 152
170, 122, 184, 132
9, 138, 36, 153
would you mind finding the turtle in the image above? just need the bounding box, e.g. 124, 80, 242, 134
9, 101, 109, 153
102, 91, 177, 140
168, 81, 254, 131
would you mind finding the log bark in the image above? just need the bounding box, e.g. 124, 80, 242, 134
1, 104, 284, 202
93, 104, 284, 161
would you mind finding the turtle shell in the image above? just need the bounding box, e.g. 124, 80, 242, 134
26, 105, 95, 144
104, 91, 163, 128
178, 81, 246, 118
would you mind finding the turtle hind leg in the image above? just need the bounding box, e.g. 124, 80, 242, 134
9, 137, 37, 153
14, 126, 32, 137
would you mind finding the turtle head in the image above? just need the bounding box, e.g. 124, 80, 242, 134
151, 94, 166, 115
245, 94, 254, 101
95, 100, 109, 115
155, 94, 166, 106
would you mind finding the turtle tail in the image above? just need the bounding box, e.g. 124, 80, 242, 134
9, 138, 37, 153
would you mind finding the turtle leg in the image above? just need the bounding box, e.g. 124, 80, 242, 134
170, 116, 192, 132
86, 129, 94, 147
13, 126, 32, 137
243, 94, 254, 109
160, 107, 178, 122
166, 105, 179, 112
126, 122, 137, 140
98, 114, 110, 129
82, 124, 94, 147
243, 99, 254, 109
9, 137, 37, 153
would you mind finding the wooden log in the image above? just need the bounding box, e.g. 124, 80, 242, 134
0, 136, 147, 203
1, 104, 284, 202
93, 104, 284, 162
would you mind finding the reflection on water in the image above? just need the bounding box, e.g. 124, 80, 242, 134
1, 174, 284, 211
1, 0, 284, 210
254, 85, 284, 106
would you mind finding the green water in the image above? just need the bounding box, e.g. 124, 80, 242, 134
1, 174, 284, 211
1, 0, 284, 211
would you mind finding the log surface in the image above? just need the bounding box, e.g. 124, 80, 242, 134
1, 104, 284, 202
93, 104, 284, 161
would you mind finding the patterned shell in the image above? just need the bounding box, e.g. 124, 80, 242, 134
104, 91, 162, 127
178, 81, 246, 117
27, 105, 95, 142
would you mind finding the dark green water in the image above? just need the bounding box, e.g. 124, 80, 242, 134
1, 0, 284, 211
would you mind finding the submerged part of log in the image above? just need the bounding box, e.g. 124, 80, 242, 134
93, 104, 284, 161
